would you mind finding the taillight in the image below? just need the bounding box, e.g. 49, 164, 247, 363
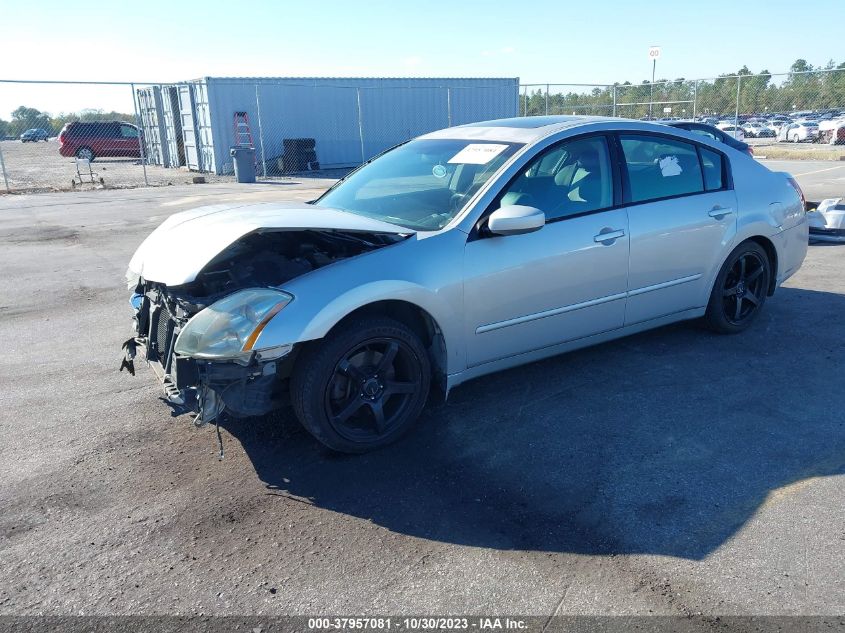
786, 176, 806, 210
745, 146, 754, 156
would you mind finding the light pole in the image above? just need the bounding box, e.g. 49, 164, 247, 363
648, 46, 661, 120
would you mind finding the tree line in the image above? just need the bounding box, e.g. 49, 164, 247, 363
523, 59, 845, 119
3, 59, 845, 139
0, 106, 135, 139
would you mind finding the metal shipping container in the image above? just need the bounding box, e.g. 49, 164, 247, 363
170, 77, 519, 175
161, 86, 185, 168
136, 86, 169, 167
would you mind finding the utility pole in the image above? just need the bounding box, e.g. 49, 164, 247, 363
648, 46, 661, 120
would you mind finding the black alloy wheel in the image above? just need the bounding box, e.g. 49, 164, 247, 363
291, 316, 431, 453
704, 241, 771, 334
721, 250, 768, 325
325, 337, 422, 442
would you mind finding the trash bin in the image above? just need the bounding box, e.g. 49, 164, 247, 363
230, 146, 256, 183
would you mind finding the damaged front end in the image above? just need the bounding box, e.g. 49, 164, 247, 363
122, 283, 294, 424
121, 227, 404, 426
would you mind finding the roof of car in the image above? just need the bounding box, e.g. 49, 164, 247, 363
420, 115, 626, 143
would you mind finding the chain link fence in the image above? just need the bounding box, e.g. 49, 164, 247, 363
520, 68, 845, 138
1, 69, 844, 193
0, 78, 518, 193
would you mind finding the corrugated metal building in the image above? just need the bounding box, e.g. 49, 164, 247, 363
137, 77, 519, 175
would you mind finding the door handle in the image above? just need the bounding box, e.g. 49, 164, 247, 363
593, 228, 626, 244
708, 206, 734, 219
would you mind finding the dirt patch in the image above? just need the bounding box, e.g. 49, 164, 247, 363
0, 225, 80, 244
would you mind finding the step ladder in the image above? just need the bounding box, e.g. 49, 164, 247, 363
233, 111, 258, 170
233, 112, 255, 148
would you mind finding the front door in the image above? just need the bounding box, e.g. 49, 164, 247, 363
463, 134, 630, 368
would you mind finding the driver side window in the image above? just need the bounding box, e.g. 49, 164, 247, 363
498, 136, 613, 221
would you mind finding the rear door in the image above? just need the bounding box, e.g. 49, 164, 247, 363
619, 133, 737, 325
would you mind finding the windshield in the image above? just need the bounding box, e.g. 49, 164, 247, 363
316, 139, 523, 231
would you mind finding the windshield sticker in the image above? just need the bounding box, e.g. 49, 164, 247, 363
432, 164, 448, 178
659, 155, 683, 177
448, 143, 509, 165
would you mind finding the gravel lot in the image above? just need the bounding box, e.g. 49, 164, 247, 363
0, 182, 843, 617
1, 134, 843, 195
0, 140, 345, 193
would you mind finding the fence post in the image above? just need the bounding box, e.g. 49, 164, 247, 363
255, 83, 267, 178
692, 80, 698, 118
612, 85, 617, 117
0, 140, 9, 192
545, 84, 549, 115
356, 88, 366, 165
447, 87, 452, 127
734, 75, 742, 128
523, 85, 528, 116
130, 83, 149, 186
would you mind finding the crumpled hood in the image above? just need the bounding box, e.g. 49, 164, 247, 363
127, 202, 410, 286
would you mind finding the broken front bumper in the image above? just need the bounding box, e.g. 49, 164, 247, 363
120, 289, 294, 421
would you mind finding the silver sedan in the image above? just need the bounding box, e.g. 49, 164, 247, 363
123, 116, 809, 453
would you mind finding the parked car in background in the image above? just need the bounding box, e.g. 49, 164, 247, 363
20, 128, 51, 142
807, 198, 845, 242
779, 121, 820, 143
818, 119, 845, 145
664, 120, 753, 155
766, 120, 789, 135
742, 123, 766, 138
122, 115, 808, 453
715, 123, 745, 141
58, 121, 142, 161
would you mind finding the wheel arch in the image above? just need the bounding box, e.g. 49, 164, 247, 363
316, 299, 448, 390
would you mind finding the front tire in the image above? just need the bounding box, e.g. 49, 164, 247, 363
291, 316, 431, 453
703, 241, 771, 334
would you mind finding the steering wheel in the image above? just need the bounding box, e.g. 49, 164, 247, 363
449, 192, 467, 212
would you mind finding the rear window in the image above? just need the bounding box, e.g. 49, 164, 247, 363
620, 135, 704, 203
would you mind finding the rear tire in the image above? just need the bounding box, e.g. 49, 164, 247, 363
290, 316, 431, 453
76, 146, 95, 161
703, 241, 771, 334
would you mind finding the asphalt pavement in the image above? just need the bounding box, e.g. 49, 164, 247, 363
757, 158, 845, 201
0, 182, 843, 616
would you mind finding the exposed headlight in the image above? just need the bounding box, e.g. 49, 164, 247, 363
174, 288, 293, 360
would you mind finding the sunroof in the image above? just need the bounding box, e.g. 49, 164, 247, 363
461, 116, 583, 129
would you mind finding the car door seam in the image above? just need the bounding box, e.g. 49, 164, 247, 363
476, 273, 701, 334
626, 273, 703, 297
476, 291, 627, 334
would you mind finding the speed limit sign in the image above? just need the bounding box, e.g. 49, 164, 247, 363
648, 46, 662, 61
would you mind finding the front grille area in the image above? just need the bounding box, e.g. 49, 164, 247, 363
150, 301, 176, 369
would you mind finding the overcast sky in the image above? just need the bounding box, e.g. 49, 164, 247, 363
1, 0, 843, 118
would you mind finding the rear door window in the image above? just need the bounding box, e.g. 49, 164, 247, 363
619, 134, 704, 203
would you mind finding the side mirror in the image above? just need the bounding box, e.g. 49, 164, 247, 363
486, 205, 545, 237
